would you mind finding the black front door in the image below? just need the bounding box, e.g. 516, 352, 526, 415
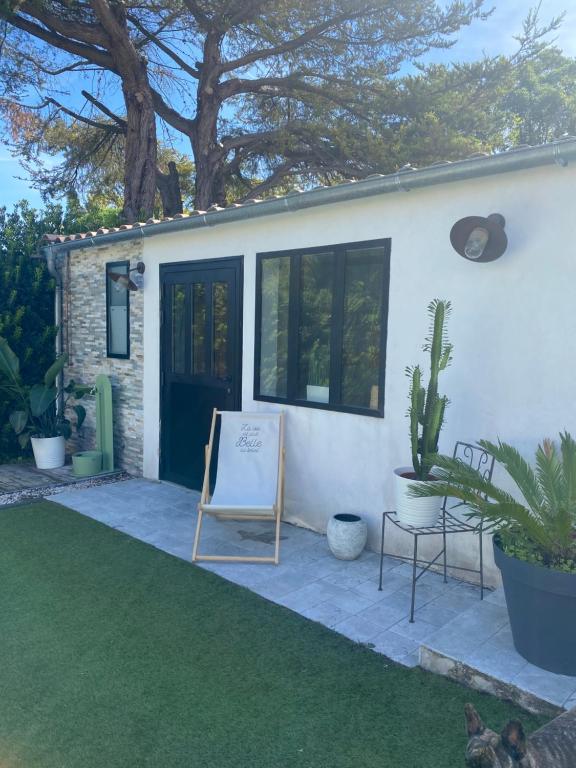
160, 257, 242, 489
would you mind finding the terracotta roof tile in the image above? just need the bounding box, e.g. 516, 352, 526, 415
39, 138, 576, 247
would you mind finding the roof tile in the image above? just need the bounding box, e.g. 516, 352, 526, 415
39, 138, 576, 247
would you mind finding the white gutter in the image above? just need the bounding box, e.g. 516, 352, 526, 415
38, 138, 576, 258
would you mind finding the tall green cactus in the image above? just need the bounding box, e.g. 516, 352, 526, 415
406, 299, 452, 480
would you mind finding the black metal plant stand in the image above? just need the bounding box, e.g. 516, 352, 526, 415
378, 442, 495, 623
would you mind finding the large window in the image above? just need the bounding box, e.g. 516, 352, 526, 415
255, 239, 390, 416
106, 261, 130, 358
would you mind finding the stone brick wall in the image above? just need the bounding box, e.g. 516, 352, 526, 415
63, 239, 144, 475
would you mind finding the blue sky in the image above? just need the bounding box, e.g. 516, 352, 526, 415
1, 0, 574, 212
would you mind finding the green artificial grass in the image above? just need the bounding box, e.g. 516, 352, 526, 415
0, 501, 545, 768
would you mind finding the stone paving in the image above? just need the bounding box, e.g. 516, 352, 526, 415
49, 477, 576, 714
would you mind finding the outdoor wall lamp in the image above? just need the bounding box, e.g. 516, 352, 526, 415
450, 213, 507, 262
109, 261, 146, 291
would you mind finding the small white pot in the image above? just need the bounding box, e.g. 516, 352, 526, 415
306, 384, 329, 404
394, 467, 442, 527
327, 513, 368, 560
31, 436, 66, 469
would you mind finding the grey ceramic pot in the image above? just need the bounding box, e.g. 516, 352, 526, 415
327, 513, 368, 560
494, 536, 576, 676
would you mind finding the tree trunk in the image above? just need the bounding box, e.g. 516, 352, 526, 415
191, 30, 227, 211
122, 68, 157, 222
90, 0, 158, 223
193, 147, 227, 210
156, 161, 183, 217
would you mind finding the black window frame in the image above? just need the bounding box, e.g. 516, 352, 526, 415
105, 260, 131, 359
254, 238, 391, 418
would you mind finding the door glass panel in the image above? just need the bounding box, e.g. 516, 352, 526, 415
297, 252, 333, 402
192, 283, 207, 374
162, 262, 241, 491
259, 256, 290, 397
171, 284, 186, 374
212, 281, 229, 378
341, 247, 383, 409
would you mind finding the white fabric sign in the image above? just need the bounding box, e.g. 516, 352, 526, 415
209, 412, 281, 508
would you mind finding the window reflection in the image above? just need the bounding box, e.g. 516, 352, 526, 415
342, 248, 383, 409
259, 257, 290, 397
298, 252, 333, 403
212, 281, 228, 378
171, 284, 186, 374
192, 283, 207, 374
255, 240, 389, 414
106, 263, 129, 357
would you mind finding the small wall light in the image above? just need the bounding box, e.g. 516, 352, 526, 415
450, 213, 507, 262
109, 261, 146, 291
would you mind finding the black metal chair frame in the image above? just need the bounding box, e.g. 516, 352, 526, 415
378, 441, 495, 623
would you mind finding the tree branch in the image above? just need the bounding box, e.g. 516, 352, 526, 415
220, 76, 370, 120
236, 161, 294, 201
19, 1, 108, 48
81, 90, 127, 129
127, 14, 200, 78
225, 0, 278, 28
181, 0, 212, 31
7, 14, 114, 70
150, 87, 196, 135
14, 50, 91, 76
221, 121, 317, 152
218, 5, 378, 74
43, 97, 123, 132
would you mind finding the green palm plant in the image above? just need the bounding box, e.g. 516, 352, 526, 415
409, 432, 576, 572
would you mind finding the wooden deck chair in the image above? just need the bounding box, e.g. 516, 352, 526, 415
192, 409, 285, 564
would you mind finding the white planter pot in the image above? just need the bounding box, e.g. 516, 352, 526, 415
394, 467, 442, 527
327, 513, 368, 560
306, 384, 329, 404
31, 436, 66, 469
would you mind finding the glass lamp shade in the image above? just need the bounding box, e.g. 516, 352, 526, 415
463, 226, 490, 260
110, 272, 138, 291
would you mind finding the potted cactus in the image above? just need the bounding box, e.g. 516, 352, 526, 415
395, 299, 452, 527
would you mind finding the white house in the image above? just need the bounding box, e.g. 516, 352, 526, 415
41, 138, 576, 585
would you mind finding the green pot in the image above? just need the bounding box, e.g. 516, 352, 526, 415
72, 451, 102, 477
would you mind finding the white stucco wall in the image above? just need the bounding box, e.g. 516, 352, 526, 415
140, 162, 576, 585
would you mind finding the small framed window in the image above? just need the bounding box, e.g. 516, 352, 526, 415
255, 239, 390, 417
106, 261, 130, 358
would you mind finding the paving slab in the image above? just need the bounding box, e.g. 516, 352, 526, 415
49, 477, 576, 715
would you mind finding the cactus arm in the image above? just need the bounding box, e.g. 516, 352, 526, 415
407, 300, 452, 481
407, 366, 422, 477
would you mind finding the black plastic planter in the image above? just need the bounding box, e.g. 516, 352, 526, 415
493, 537, 576, 676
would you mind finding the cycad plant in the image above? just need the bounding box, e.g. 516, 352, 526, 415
406, 299, 452, 480
409, 432, 576, 573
